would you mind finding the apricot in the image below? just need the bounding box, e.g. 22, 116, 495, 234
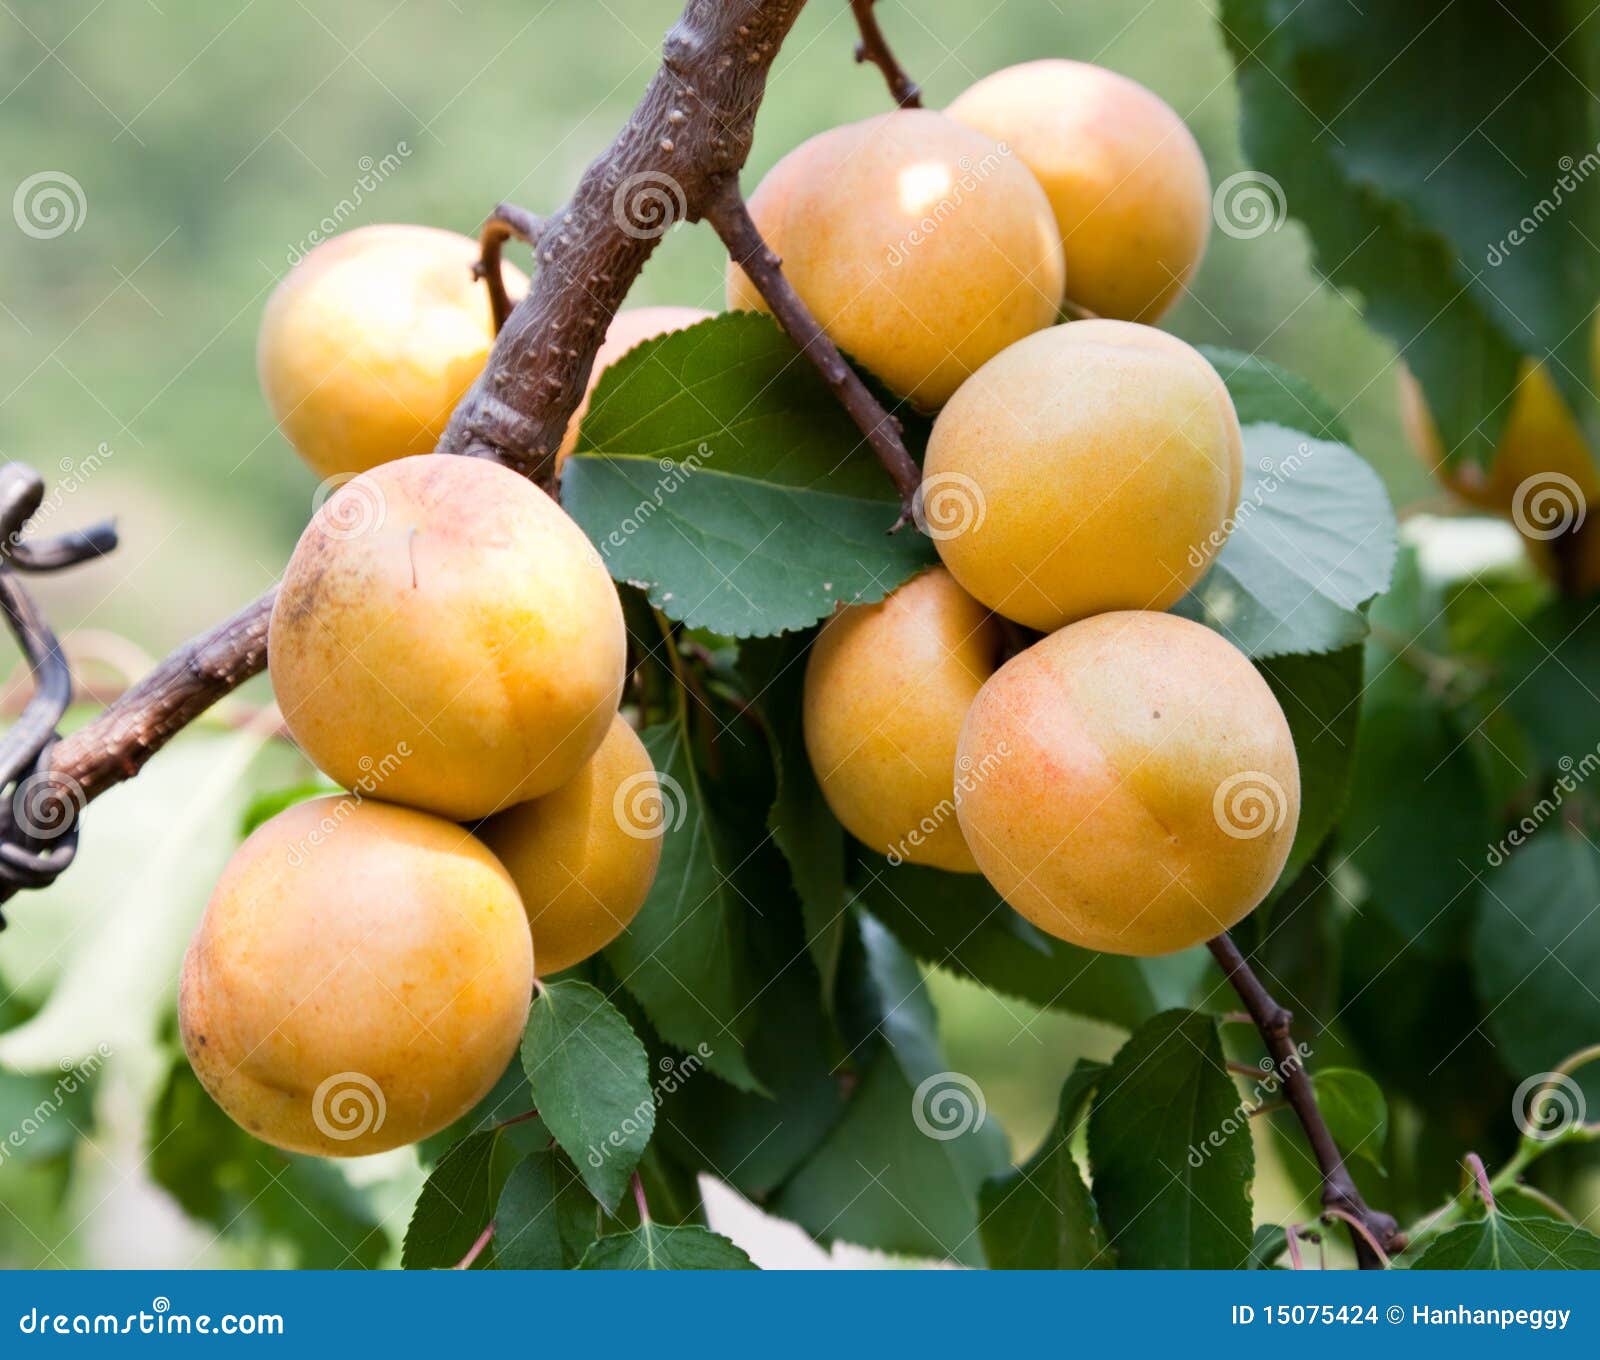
1398, 363, 1599, 525
258, 224, 526, 481
947, 60, 1211, 323
726, 109, 1065, 408
802, 567, 1003, 871
955, 611, 1299, 957
269, 455, 626, 821
180, 797, 533, 1156
923, 319, 1242, 630
557, 306, 713, 467
479, 714, 663, 975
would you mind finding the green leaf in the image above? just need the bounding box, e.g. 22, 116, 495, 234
1218, 2, 1600, 467
1412, 1212, 1600, 1269
604, 723, 758, 1092
563, 313, 934, 638
578, 1223, 756, 1270
1088, 1009, 1255, 1268
1248, 1224, 1288, 1269
978, 1061, 1111, 1269
149, 1060, 386, 1269
1199, 347, 1350, 442
1499, 600, 1600, 769
1310, 1068, 1388, 1171
238, 780, 337, 837
493, 1151, 600, 1270
402, 1129, 517, 1269
521, 980, 654, 1211
1174, 426, 1395, 658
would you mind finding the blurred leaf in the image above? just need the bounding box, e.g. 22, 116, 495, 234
978, 1060, 1111, 1269
1248, 1225, 1288, 1269
1199, 347, 1350, 441
1310, 1068, 1388, 1171
521, 980, 653, 1211
238, 780, 336, 837
578, 1223, 755, 1270
564, 314, 934, 637
1412, 1211, 1600, 1269
1499, 599, 1600, 771
402, 1129, 518, 1269
1088, 1009, 1254, 1268
493, 1150, 600, 1270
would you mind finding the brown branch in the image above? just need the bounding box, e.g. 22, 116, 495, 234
850, 0, 921, 108
705, 178, 922, 525
473, 202, 544, 334
1208, 932, 1404, 1269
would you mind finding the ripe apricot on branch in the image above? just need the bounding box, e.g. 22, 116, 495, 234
269, 455, 626, 821
258, 225, 526, 481
726, 109, 1065, 408
947, 60, 1211, 323
956, 611, 1300, 957
924, 320, 1242, 631
479, 714, 664, 976
179, 797, 533, 1156
802, 567, 1002, 872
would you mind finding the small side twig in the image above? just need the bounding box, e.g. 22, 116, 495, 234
473, 202, 545, 334
706, 178, 922, 526
850, 0, 920, 108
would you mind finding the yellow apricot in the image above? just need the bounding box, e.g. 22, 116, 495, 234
923, 319, 1241, 630
557, 306, 713, 467
479, 715, 663, 976
269, 455, 625, 821
803, 567, 1003, 871
726, 109, 1065, 408
948, 60, 1211, 323
180, 797, 533, 1156
258, 225, 526, 481
956, 612, 1299, 957
1398, 363, 1599, 520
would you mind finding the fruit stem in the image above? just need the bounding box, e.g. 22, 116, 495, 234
632, 1171, 652, 1225
474, 202, 545, 334
849, 0, 921, 109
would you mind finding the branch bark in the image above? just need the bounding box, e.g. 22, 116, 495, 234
1208, 932, 1404, 1268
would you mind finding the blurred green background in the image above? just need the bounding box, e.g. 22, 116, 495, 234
0, 0, 1425, 1266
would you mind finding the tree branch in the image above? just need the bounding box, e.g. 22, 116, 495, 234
473, 202, 544, 334
850, 0, 921, 108
1208, 932, 1404, 1268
